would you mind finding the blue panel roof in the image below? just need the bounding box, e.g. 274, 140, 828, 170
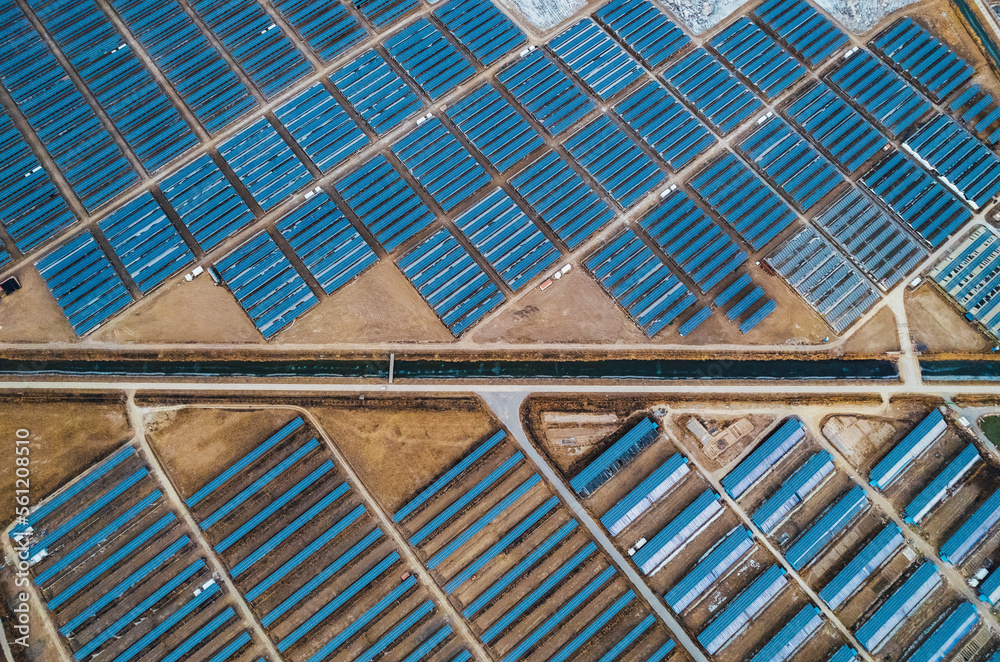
219, 117, 312, 211
36, 231, 133, 335
276, 192, 377, 294
548, 19, 645, 101
447, 84, 545, 173
330, 50, 423, 134
497, 49, 595, 136
275, 83, 368, 172
435, 0, 526, 65
385, 19, 476, 101
99, 192, 193, 293
594, 0, 689, 68
269, 0, 368, 62
215, 232, 318, 338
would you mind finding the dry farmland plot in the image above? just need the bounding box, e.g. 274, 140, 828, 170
10, 444, 268, 662
180, 415, 471, 662
391, 429, 680, 662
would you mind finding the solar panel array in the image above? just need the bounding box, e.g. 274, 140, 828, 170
585, 229, 697, 336
737, 116, 844, 212
709, 18, 806, 99
593, 0, 689, 68
215, 232, 318, 339
510, 152, 614, 249
454, 189, 560, 291
931, 225, 1000, 340
862, 150, 972, 248
639, 188, 747, 293
904, 114, 1000, 210
813, 189, 927, 290
549, 19, 645, 100
689, 152, 798, 250
663, 48, 764, 135
752, 0, 849, 67
768, 227, 880, 332
870, 18, 973, 102
614, 81, 714, 172
784, 82, 888, 173
35, 232, 134, 335
565, 115, 666, 208
275, 192, 377, 295
827, 50, 932, 137
398, 228, 505, 335
0, 0, 982, 340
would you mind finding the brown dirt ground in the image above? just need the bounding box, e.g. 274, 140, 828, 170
309, 396, 497, 514
0, 567, 59, 662
839, 306, 900, 355
472, 265, 831, 345
0, 267, 77, 343
143, 407, 300, 498
906, 283, 991, 353
92, 276, 262, 344
0, 395, 131, 528
278, 260, 454, 344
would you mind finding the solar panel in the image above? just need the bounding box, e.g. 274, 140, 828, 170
497, 49, 595, 136
614, 81, 714, 171
330, 50, 423, 134
752, 0, 848, 67
269, 0, 367, 62
709, 17, 806, 99
36, 231, 133, 335
827, 50, 931, 138
594, 0, 689, 68
870, 18, 973, 102
215, 232, 318, 339
548, 19, 645, 101
435, 0, 526, 65
447, 84, 545, 173
219, 118, 312, 211
275, 83, 368, 172
276, 192, 378, 294
384, 19, 476, 101
662, 48, 764, 135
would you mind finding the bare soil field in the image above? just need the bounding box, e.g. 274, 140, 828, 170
278, 260, 454, 344
906, 283, 991, 353
93, 276, 262, 344
143, 406, 300, 499
821, 400, 936, 474
839, 307, 900, 355
0, 266, 77, 343
310, 396, 496, 514
473, 265, 832, 346
0, 394, 131, 528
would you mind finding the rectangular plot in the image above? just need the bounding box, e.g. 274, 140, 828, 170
784, 82, 887, 173
565, 114, 665, 208
35, 231, 133, 334
614, 80, 714, 171
0, 4, 137, 211
870, 18, 973, 102
585, 228, 697, 336
688, 151, 797, 250
160, 154, 255, 251
330, 50, 423, 134
510, 152, 614, 249
0, 110, 75, 252
827, 50, 931, 138
435, 0, 526, 66
594, 0, 689, 69
355, 0, 419, 30
397, 227, 505, 335
447, 83, 544, 173
190, 0, 313, 98
549, 19, 645, 100
861, 150, 971, 247
455, 188, 559, 291
904, 114, 1000, 210
336, 154, 436, 251
27, 0, 198, 172
385, 19, 475, 101
98, 192, 192, 293
497, 48, 595, 136
767, 226, 880, 332
737, 116, 845, 212
269, 0, 367, 62
219, 118, 312, 211
813, 188, 926, 289
392, 117, 491, 213
275, 83, 368, 172
639, 188, 747, 293
753, 0, 848, 67
710, 17, 806, 99
215, 232, 318, 338
662, 48, 764, 135
276, 192, 377, 294
110, 0, 257, 135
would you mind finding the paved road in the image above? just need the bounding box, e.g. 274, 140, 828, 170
479, 390, 711, 662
